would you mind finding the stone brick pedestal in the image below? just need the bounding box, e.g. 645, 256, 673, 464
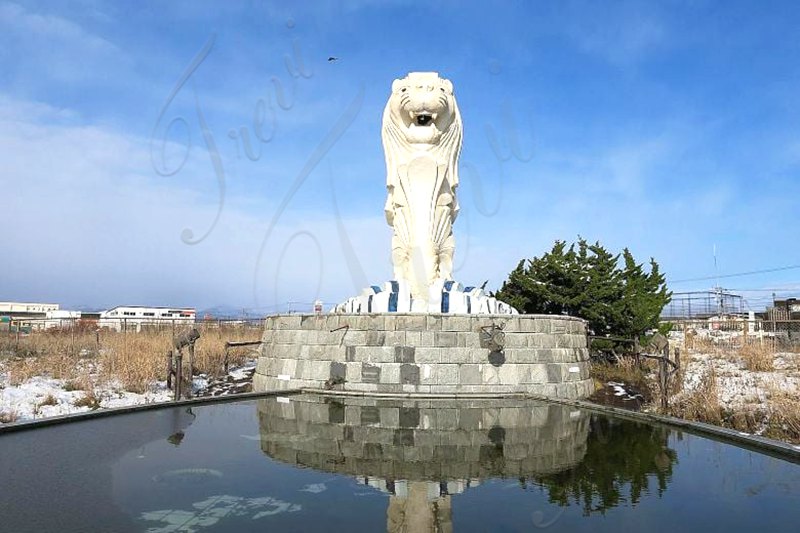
253, 313, 593, 399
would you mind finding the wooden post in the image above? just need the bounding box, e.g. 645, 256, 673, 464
186, 344, 194, 399
174, 352, 183, 401
166, 351, 174, 390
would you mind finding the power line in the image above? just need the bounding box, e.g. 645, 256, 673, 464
669, 264, 800, 284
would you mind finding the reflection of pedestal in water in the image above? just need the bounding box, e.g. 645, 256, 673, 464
257, 394, 589, 481
258, 395, 589, 532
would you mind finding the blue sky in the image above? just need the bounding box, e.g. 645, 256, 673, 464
2, 0, 800, 313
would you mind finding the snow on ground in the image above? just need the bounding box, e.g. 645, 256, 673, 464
0, 373, 172, 422
0, 360, 257, 424
676, 350, 800, 410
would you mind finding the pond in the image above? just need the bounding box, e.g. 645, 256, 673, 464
1, 394, 799, 532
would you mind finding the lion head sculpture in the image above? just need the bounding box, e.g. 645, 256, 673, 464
381, 72, 462, 192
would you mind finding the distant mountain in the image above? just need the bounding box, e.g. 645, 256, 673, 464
198, 305, 261, 319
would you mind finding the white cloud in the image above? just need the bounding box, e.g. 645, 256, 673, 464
0, 94, 390, 311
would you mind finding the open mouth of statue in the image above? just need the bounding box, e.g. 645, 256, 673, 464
410, 111, 435, 126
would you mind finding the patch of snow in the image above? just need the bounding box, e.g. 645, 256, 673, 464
1, 358, 258, 424
0, 374, 171, 423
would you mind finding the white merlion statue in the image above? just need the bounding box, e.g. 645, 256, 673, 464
382, 72, 462, 304
334, 73, 516, 315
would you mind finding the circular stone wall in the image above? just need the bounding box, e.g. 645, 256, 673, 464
253, 313, 593, 399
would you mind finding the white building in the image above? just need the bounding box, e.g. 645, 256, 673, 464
99, 306, 196, 332
39, 309, 82, 330
0, 301, 60, 317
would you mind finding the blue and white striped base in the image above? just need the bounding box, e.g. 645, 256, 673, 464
334, 279, 518, 315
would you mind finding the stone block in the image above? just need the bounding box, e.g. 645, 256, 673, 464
385, 330, 405, 346
346, 362, 362, 383
397, 315, 426, 331
399, 407, 420, 428
345, 346, 356, 362
481, 364, 501, 385
456, 332, 470, 348
341, 330, 367, 346
437, 364, 459, 385
459, 364, 481, 385
364, 346, 396, 363
443, 316, 471, 331
361, 406, 381, 426
533, 318, 552, 334
530, 364, 547, 384
365, 330, 386, 346
498, 364, 520, 385
546, 364, 563, 383
394, 345, 415, 363
426, 315, 443, 331
364, 315, 385, 331
405, 331, 422, 346
420, 363, 436, 385
434, 331, 458, 347
377, 384, 404, 394
379, 363, 400, 384
362, 364, 381, 384
328, 401, 345, 424
275, 315, 302, 330
420, 330, 435, 346
330, 362, 346, 380
503, 333, 528, 349
400, 364, 420, 385
415, 347, 443, 364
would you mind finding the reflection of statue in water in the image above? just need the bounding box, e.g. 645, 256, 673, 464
387, 482, 452, 533
382, 72, 462, 303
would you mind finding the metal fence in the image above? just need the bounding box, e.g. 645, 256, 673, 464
666, 318, 800, 349
661, 290, 745, 319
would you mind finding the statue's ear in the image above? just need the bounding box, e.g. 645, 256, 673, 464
391, 79, 403, 93
442, 79, 453, 94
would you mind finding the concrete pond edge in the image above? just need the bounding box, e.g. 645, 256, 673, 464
2, 387, 798, 466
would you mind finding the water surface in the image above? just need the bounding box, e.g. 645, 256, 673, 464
0, 394, 798, 532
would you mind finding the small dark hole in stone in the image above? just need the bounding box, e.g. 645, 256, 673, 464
488, 425, 506, 446
488, 350, 505, 367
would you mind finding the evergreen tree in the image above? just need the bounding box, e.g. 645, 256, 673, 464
495, 239, 671, 338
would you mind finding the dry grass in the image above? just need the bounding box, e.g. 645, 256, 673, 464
73, 389, 102, 410
738, 342, 775, 372
767, 391, 800, 443
667, 364, 725, 426
0, 324, 261, 394
590, 356, 655, 403
0, 409, 19, 423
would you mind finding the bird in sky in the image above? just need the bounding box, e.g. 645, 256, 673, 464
328, 56, 339, 62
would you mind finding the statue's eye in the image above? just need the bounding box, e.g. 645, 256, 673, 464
401, 88, 407, 92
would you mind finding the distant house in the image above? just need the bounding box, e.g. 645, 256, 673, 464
766, 298, 800, 321
98, 305, 196, 332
